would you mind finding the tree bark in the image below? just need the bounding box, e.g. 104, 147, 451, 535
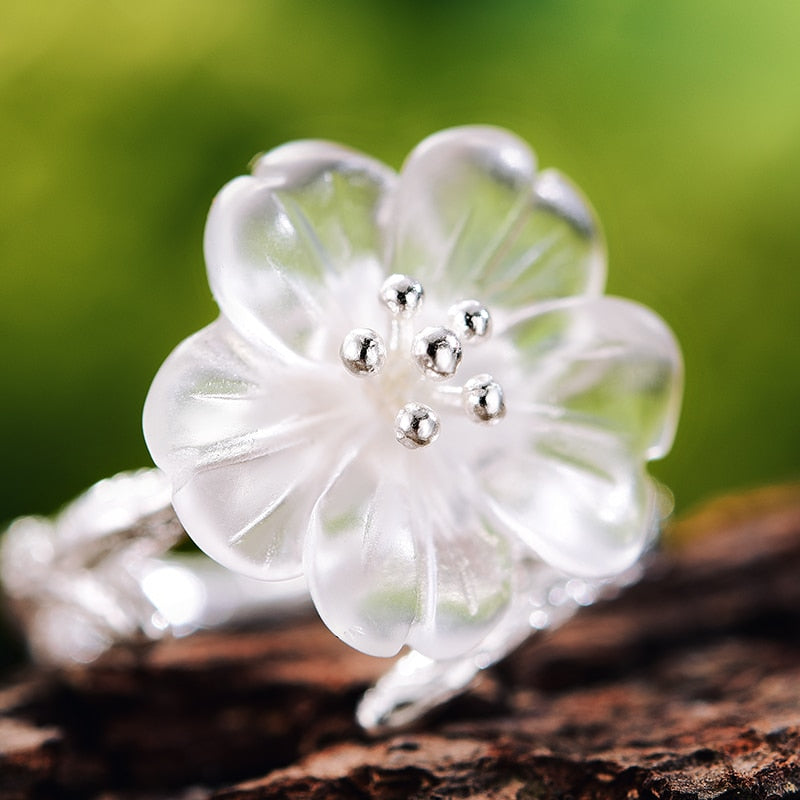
2, 483, 800, 799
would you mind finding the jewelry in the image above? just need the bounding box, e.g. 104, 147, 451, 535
1, 127, 682, 730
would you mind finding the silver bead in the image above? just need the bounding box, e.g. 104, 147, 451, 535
463, 374, 506, 423
395, 402, 440, 448
448, 300, 492, 342
340, 328, 387, 376
411, 326, 462, 380
379, 274, 424, 318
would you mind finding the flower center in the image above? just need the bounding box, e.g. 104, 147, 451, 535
339, 274, 506, 449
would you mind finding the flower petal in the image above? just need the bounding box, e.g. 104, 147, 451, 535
501, 295, 683, 459
388, 126, 605, 310
306, 448, 513, 659
480, 420, 655, 578
144, 318, 350, 580
205, 142, 395, 362
405, 469, 514, 661
305, 452, 418, 657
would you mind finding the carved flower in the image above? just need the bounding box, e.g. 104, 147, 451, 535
143, 127, 682, 659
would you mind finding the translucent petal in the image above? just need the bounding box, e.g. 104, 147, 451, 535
306, 449, 513, 659
205, 142, 395, 362
405, 467, 514, 660
305, 452, 419, 657
251, 141, 395, 270
480, 420, 655, 578
388, 126, 605, 310
502, 296, 683, 458
144, 318, 348, 580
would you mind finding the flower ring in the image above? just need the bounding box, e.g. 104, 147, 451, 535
143, 126, 682, 662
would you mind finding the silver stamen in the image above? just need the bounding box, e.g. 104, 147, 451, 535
411, 326, 462, 381
449, 300, 492, 342
395, 402, 440, 448
463, 374, 506, 423
340, 328, 387, 376
379, 274, 425, 318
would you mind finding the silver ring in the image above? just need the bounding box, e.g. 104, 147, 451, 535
1, 127, 682, 731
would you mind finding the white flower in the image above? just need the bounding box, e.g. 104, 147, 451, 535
143, 127, 682, 660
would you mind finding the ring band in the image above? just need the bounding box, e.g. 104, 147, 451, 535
1, 470, 309, 667
1, 467, 667, 730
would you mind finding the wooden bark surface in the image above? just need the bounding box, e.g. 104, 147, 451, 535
2, 483, 800, 799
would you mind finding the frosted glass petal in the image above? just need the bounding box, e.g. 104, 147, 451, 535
144, 318, 348, 579
251, 141, 395, 273
502, 296, 683, 458
480, 421, 654, 578
389, 127, 605, 309
306, 450, 512, 659
306, 452, 420, 657
205, 142, 395, 362
405, 467, 513, 660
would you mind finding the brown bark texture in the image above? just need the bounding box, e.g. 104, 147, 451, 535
1, 483, 800, 799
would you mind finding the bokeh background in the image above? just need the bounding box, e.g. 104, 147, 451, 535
1, 2, 799, 658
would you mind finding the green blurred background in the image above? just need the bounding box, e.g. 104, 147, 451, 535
1, 2, 799, 656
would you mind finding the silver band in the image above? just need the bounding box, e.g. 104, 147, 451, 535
0, 469, 309, 667
1, 469, 663, 730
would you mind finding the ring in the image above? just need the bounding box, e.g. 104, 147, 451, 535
1, 127, 682, 731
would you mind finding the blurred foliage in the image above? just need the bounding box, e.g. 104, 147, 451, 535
1, 1, 799, 542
